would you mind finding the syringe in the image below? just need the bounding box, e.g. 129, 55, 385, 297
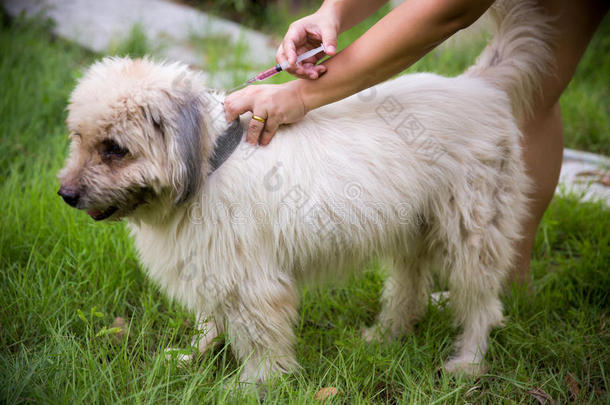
247, 45, 326, 84
228, 45, 326, 93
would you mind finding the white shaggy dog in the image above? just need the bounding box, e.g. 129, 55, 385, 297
58, 0, 553, 383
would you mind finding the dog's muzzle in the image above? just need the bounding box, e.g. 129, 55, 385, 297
58, 185, 80, 207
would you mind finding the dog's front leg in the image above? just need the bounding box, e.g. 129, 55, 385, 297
164, 314, 222, 363
191, 314, 222, 354
224, 276, 299, 384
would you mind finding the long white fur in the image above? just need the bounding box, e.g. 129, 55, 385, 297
61, 0, 554, 382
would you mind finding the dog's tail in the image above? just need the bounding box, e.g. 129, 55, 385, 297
466, 0, 555, 122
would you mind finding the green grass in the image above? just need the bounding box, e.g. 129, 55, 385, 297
181, 0, 314, 36
107, 24, 157, 59
560, 20, 610, 156
1, 10, 609, 404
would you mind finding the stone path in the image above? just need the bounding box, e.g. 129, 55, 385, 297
3, 0, 277, 87
558, 149, 610, 206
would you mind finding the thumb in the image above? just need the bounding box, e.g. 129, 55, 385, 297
320, 25, 338, 56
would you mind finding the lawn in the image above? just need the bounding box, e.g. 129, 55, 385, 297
1, 7, 609, 404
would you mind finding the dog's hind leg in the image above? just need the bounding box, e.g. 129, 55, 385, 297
441, 145, 526, 375
443, 280, 503, 375
443, 240, 508, 375
363, 256, 431, 342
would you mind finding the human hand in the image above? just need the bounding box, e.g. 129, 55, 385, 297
276, 9, 339, 79
224, 82, 307, 146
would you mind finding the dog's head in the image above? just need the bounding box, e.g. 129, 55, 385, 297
57, 57, 216, 221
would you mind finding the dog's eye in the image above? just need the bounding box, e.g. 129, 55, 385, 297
101, 140, 129, 160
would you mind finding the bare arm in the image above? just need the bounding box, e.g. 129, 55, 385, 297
225, 0, 494, 145
322, 0, 389, 34
298, 0, 494, 110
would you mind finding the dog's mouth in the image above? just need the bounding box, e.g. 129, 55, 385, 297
86, 206, 118, 221
82, 187, 153, 222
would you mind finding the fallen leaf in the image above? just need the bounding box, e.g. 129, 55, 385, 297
575, 170, 601, 177
527, 388, 556, 405
575, 169, 610, 187
111, 316, 126, 343
601, 172, 610, 187
315, 387, 338, 401
566, 373, 580, 401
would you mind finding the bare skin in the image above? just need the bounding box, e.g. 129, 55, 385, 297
224, 0, 608, 283
512, 0, 607, 283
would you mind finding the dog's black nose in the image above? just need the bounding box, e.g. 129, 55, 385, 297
58, 186, 80, 207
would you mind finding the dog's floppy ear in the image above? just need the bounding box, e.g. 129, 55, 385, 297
148, 91, 206, 205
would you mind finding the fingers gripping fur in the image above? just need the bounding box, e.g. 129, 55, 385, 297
467, 0, 556, 122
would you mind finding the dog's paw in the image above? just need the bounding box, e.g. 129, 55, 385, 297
361, 325, 388, 343
430, 291, 450, 306
222, 379, 265, 401
164, 347, 196, 366
442, 358, 487, 376
192, 320, 221, 354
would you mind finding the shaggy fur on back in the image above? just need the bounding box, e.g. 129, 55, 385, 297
59, 0, 555, 383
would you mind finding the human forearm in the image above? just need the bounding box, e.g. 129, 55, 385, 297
296, 0, 493, 111
318, 0, 389, 33
225, 0, 494, 146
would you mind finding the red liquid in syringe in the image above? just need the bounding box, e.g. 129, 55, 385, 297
243, 45, 325, 85
247, 65, 283, 83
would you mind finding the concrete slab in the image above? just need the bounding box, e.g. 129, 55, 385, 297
558, 149, 610, 206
